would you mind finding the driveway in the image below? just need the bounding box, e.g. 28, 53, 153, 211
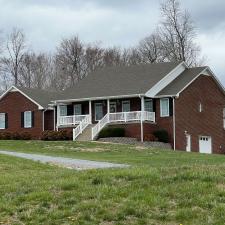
0, 150, 129, 170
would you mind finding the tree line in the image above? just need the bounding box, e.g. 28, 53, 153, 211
0, 0, 203, 92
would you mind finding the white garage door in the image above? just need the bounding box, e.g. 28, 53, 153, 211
199, 136, 212, 154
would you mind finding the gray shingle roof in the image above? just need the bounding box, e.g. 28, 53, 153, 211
16, 87, 60, 108
156, 67, 207, 96
58, 62, 181, 101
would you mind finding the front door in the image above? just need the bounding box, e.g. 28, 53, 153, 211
95, 103, 103, 121
186, 134, 191, 152
110, 102, 117, 113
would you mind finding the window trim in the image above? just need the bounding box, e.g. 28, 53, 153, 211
24, 111, 32, 128
122, 100, 131, 112
0, 113, 6, 129
160, 98, 170, 117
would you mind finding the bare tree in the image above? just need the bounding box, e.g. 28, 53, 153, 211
138, 32, 164, 63
1, 28, 26, 86
56, 36, 86, 86
158, 0, 201, 66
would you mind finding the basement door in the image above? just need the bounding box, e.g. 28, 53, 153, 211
199, 136, 212, 154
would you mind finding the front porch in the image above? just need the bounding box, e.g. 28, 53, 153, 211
57, 97, 156, 127
56, 97, 156, 141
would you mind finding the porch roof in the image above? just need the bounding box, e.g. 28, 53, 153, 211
56, 62, 180, 101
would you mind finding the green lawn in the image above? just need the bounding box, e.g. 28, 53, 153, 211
0, 141, 225, 224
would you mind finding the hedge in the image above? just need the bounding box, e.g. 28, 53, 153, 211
98, 127, 125, 138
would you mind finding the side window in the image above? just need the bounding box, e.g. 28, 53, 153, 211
199, 102, 203, 112
0, 113, 6, 129
24, 111, 32, 128
160, 98, 169, 117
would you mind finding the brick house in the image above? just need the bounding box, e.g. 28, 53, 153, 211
0, 61, 225, 154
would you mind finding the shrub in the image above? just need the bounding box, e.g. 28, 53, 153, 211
153, 129, 169, 143
41, 130, 72, 141
98, 127, 125, 138
144, 134, 157, 142
0, 131, 32, 140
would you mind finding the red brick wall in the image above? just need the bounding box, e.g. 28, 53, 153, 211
0, 91, 43, 138
175, 75, 225, 154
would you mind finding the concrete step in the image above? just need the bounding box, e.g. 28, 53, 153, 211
76, 124, 95, 141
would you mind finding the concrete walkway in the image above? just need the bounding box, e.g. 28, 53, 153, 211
0, 150, 129, 170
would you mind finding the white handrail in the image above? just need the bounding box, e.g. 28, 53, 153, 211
58, 115, 87, 126
73, 115, 91, 140
92, 111, 155, 140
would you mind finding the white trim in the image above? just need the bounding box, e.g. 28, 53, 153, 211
52, 94, 143, 104
89, 100, 92, 124
146, 62, 187, 97
0, 86, 44, 110
160, 98, 170, 117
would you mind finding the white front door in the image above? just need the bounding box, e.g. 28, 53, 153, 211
199, 136, 212, 154
186, 134, 191, 152
95, 103, 103, 121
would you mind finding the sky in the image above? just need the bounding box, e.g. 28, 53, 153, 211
0, 0, 225, 84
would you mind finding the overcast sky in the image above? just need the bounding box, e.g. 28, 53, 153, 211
0, 0, 225, 84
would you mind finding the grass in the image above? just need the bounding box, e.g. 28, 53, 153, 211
0, 141, 225, 224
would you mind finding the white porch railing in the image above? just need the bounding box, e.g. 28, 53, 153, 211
58, 115, 87, 126
92, 111, 155, 140
73, 115, 91, 140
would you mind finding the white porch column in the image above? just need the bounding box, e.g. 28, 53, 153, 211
56, 103, 60, 131
140, 96, 145, 142
107, 99, 110, 114
89, 100, 92, 124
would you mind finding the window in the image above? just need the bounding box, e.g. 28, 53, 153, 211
144, 99, 153, 112
59, 105, 67, 116
74, 104, 82, 115
0, 113, 6, 129
160, 98, 169, 117
24, 111, 32, 128
223, 108, 225, 129
122, 100, 130, 112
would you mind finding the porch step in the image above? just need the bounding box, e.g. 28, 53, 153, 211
76, 124, 95, 141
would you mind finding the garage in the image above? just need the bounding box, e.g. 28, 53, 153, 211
199, 136, 212, 154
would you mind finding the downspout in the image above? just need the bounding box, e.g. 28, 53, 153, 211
53, 106, 56, 131
173, 97, 176, 151
139, 95, 144, 142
